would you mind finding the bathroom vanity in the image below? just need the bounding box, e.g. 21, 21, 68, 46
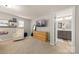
58, 30, 71, 41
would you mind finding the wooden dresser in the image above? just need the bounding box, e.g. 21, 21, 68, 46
33, 31, 48, 41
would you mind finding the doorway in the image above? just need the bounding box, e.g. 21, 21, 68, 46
55, 7, 75, 53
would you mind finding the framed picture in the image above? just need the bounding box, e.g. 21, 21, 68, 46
36, 19, 47, 27
58, 22, 62, 29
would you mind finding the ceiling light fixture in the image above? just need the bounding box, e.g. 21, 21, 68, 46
0, 5, 15, 8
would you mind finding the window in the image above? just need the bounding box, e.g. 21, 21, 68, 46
56, 17, 63, 21
65, 16, 72, 20
18, 20, 24, 27
0, 20, 8, 26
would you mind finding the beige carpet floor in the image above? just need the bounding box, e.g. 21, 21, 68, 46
0, 37, 73, 54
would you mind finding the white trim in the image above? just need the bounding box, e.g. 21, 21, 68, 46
71, 6, 75, 53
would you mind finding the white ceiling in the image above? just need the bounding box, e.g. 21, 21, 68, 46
0, 5, 73, 19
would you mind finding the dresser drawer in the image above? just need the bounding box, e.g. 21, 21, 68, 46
33, 31, 48, 41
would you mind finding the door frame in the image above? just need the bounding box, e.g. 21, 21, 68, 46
55, 6, 75, 53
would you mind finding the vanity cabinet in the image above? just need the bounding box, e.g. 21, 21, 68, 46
58, 30, 71, 41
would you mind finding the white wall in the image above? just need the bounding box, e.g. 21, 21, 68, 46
75, 6, 79, 53
0, 12, 13, 20
24, 20, 31, 36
